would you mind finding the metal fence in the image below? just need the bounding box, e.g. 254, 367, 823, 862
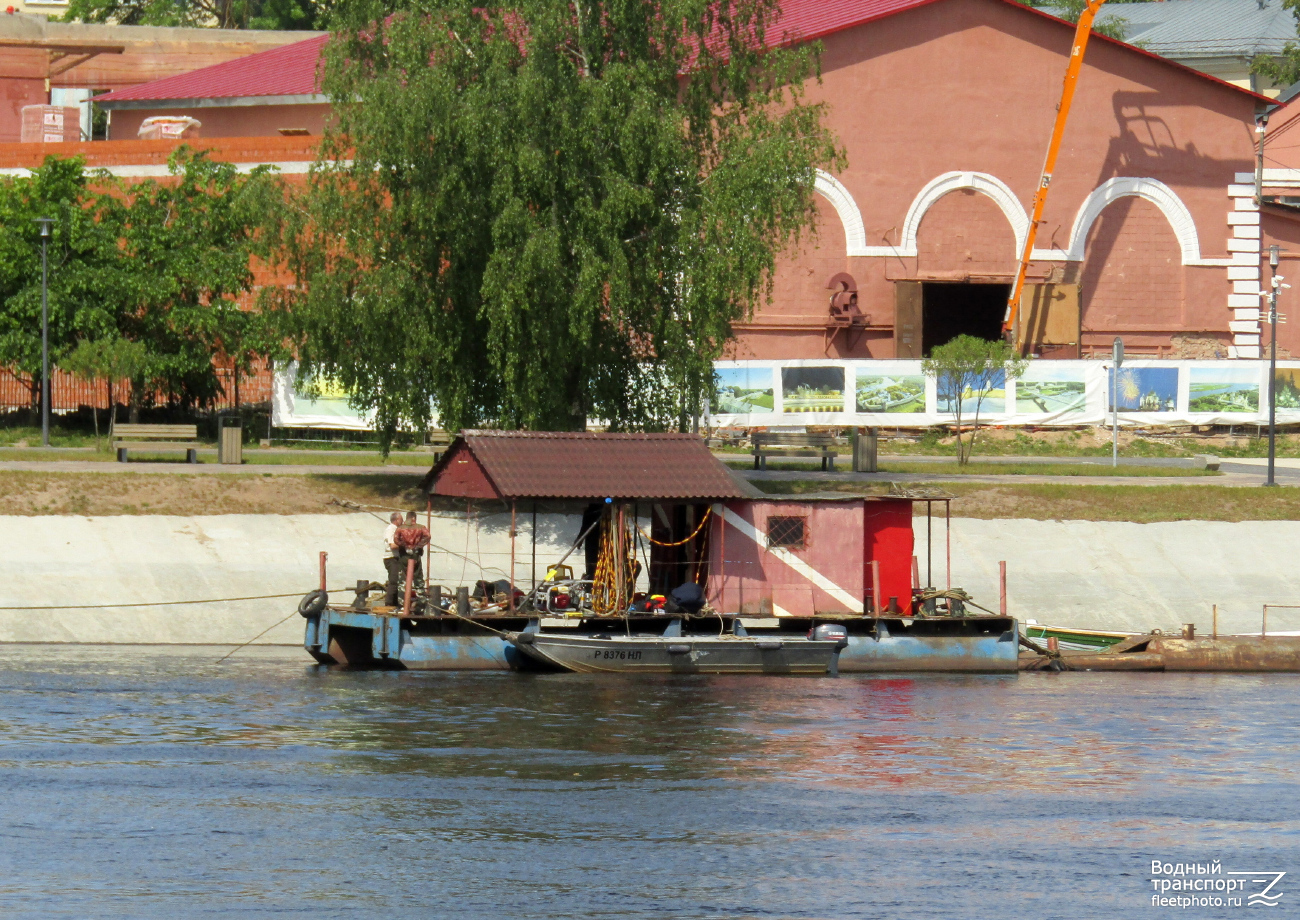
0, 366, 273, 413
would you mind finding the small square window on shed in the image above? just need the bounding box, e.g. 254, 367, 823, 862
767, 515, 806, 549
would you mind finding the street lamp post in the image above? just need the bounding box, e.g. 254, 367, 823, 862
1266, 244, 1285, 487
35, 217, 53, 449
1111, 336, 1123, 468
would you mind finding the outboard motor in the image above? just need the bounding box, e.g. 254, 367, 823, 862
809, 623, 849, 648
669, 582, 706, 615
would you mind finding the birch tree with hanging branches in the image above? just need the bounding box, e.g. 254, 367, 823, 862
264, 0, 843, 444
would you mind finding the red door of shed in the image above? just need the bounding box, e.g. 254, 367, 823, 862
864, 500, 915, 615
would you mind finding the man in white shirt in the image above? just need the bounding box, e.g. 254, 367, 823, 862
383, 512, 403, 606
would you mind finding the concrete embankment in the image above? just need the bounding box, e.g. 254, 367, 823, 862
0, 513, 1296, 644
0, 511, 582, 646
944, 519, 1300, 635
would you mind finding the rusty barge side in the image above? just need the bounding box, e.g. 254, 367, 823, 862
1019, 633, 1300, 672
303, 607, 1020, 673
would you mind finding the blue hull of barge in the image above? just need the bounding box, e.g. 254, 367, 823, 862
839, 629, 1019, 673
304, 609, 1019, 673
305, 609, 516, 670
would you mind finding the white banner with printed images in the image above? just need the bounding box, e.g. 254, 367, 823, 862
271, 362, 375, 431
709, 359, 1300, 429
273, 357, 1300, 430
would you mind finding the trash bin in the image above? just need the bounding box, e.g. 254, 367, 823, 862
852, 426, 877, 473
218, 415, 243, 465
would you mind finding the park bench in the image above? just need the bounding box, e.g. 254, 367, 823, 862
707, 426, 749, 448
112, 423, 201, 463
751, 432, 840, 471
429, 430, 453, 461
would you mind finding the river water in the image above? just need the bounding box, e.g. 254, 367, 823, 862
0, 646, 1296, 919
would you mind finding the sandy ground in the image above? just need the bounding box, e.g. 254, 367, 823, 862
0, 469, 426, 517
1, 461, 1298, 521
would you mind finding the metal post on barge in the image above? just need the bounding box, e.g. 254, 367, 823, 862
403, 558, 414, 617
946, 501, 952, 589
925, 500, 933, 586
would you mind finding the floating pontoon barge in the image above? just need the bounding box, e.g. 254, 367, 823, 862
301, 431, 1017, 673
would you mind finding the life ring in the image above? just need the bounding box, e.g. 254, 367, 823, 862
298, 589, 328, 618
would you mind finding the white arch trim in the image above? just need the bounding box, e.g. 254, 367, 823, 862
810, 170, 1232, 266
1064, 177, 1231, 266
897, 171, 1033, 259
820, 170, 1069, 261
813, 170, 869, 256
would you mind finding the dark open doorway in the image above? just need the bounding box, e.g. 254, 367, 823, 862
921, 282, 1009, 354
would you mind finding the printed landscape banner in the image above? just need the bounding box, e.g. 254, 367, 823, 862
716, 366, 775, 415
780, 366, 846, 414
937, 369, 1007, 416
1188, 366, 1260, 414
1015, 364, 1087, 418
275, 359, 1300, 430
709, 359, 1300, 429
272, 362, 376, 430
855, 365, 927, 415
1110, 367, 1179, 413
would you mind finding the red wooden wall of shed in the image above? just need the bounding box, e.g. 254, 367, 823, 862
430, 442, 502, 499
864, 500, 915, 615
711, 500, 866, 617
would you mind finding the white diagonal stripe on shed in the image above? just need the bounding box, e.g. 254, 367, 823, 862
717, 505, 863, 613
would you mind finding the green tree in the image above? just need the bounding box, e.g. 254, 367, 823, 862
0, 156, 110, 413
94, 148, 283, 418
922, 336, 1028, 465
1, 151, 279, 422
60, 337, 149, 445
1253, 0, 1300, 86
1026, 1, 1135, 42
266, 0, 843, 445
61, 0, 334, 29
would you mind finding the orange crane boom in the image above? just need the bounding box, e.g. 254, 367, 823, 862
1003, 0, 1108, 346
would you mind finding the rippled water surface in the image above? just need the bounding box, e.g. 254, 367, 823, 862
0, 646, 1297, 918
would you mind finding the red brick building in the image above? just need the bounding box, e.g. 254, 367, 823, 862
10, 0, 1300, 406
0, 11, 318, 143
753, 0, 1280, 361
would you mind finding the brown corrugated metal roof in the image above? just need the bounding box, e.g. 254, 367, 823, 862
425, 430, 749, 500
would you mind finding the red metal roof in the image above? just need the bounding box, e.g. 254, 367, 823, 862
95, 0, 1270, 109
770, 0, 945, 43
97, 34, 327, 103
425, 431, 751, 501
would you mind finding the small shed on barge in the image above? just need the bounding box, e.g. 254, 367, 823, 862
421, 431, 749, 607
421, 431, 940, 619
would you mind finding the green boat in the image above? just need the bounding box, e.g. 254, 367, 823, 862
1022, 619, 1134, 651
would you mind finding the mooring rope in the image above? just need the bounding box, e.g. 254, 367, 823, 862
0, 588, 354, 611
216, 610, 304, 663
644, 507, 711, 547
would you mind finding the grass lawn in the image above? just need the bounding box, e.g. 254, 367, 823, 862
716, 429, 1300, 459
0, 471, 426, 516
0, 448, 110, 462
726, 457, 1214, 476
878, 461, 1217, 477
0, 447, 434, 466
235, 450, 433, 466
753, 478, 1300, 522
0, 467, 1293, 522
0, 425, 102, 449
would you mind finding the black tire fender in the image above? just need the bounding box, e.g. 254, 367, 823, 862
298, 589, 328, 618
